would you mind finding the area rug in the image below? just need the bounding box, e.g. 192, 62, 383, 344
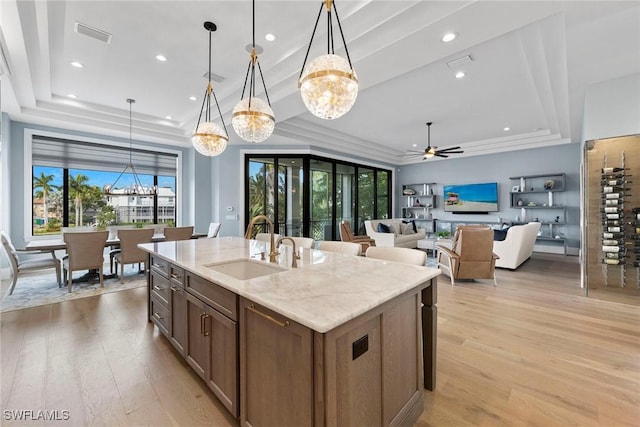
0, 264, 147, 313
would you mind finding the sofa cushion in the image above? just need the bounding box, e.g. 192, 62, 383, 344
401, 222, 416, 235
493, 228, 510, 241
402, 219, 417, 233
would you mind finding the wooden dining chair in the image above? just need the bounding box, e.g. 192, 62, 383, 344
1, 231, 62, 295
62, 231, 109, 292
113, 228, 154, 282
163, 226, 194, 241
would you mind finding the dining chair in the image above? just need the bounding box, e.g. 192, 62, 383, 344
279, 236, 315, 250
107, 225, 137, 273
1, 231, 62, 295
207, 222, 221, 238
62, 231, 109, 292
255, 232, 281, 243
163, 226, 194, 241
113, 228, 154, 283
339, 220, 376, 254
365, 246, 426, 266
317, 241, 361, 256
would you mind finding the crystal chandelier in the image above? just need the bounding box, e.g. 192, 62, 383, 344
298, 0, 358, 120
192, 21, 228, 156
232, 0, 275, 143
103, 99, 156, 196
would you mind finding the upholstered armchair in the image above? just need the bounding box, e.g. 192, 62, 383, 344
437, 225, 499, 286
339, 220, 376, 254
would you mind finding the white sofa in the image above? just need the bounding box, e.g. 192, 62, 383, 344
493, 222, 541, 270
364, 219, 426, 248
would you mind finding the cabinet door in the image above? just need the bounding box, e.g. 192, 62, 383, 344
185, 293, 207, 379
240, 299, 313, 427
204, 306, 238, 417
169, 284, 187, 356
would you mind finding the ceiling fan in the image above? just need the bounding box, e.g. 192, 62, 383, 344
405, 122, 464, 159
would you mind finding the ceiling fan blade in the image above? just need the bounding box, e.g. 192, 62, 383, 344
435, 153, 449, 158
438, 150, 464, 154
437, 146, 462, 152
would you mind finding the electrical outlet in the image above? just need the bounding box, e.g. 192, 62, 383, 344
352, 334, 368, 360
225, 214, 237, 220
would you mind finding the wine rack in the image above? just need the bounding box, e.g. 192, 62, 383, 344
600, 163, 633, 287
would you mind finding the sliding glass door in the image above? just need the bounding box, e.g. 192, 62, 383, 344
245, 154, 391, 241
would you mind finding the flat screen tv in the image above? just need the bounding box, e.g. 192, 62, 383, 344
443, 182, 498, 213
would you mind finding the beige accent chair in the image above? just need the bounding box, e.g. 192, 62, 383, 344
340, 220, 376, 254
107, 225, 137, 273
207, 222, 221, 238
493, 222, 541, 269
365, 246, 426, 266
437, 225, 499, 286
317, 241, 361, 256
163, 226, 194, 241
113, 228, 154, 283
279, 236, 315, 250
1, 231, 62, 295
62, 231, 109, 292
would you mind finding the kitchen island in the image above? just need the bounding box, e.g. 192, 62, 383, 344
140, 236, 439, 427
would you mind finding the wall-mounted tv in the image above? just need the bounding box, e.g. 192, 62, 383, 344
443, 182, 498, 213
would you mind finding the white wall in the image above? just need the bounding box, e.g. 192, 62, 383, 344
581, 73, 640, 143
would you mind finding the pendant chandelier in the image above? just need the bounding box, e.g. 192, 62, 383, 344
192, 21, 229, 156
298, 0, 358, 120
232, 0, 275, 143
103, 99, 156, 196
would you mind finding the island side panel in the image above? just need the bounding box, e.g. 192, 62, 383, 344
322, 285, 427, 427
422, 279, 437, 390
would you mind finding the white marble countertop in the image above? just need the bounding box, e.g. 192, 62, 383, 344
140, 236, 440, 333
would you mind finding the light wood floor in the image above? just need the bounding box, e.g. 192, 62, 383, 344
1, 254, 639, 426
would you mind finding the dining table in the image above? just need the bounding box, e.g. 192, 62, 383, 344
26, 232, 206, 283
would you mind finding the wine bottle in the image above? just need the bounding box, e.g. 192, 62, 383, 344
603, 232, 624, 239
601, 179, 632, 186
602, 245, 621, 252
601, 167, 629, 173
608, 226, 622, 232
604, 252, 625, 259
601, 173, 627, 180
602, 199, 620, 206
602, 186, 631, 193
605, 213, 621, 220
604, 193, 630, 199
602, 259, 625, 265
600, 207, 624, 213
602, 239, 625, 246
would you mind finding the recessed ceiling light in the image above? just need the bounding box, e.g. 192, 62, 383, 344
156, 54, 167, 62
67, 94, 77, 99
71, 61, 84, 68
189, 96, 197, 101
455, 71, 465, 79
265, 33, 276, 42
412, 144, 417, 147
503, 127, 511, 131
165, 115, 173, 120
441, 32, 457, 43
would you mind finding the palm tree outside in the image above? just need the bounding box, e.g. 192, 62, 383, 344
69, 173, 91, 226
33, 172, 60, 226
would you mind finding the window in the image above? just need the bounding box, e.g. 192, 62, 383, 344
31, 134, 178, 236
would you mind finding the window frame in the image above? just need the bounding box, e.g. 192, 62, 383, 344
24, 128, 183, 241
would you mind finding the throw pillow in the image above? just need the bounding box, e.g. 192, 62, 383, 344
377, 223, 391, 233
493, 227, 510, 241
402, 219, 417, 233
401, 223, 416, 235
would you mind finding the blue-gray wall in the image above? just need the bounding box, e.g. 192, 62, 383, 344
396, 143, 582, 252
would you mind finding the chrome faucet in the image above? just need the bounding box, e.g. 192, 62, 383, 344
276, 237, 300, 268
245, 215, 279, 263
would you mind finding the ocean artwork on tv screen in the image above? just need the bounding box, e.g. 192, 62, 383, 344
443, 182, 498, 213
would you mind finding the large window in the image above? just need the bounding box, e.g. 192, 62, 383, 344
245, 154, 391, 241
31, 135, 177, 236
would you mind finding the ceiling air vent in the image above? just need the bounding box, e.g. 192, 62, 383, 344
74, 22, 112, 44
446, 55, 473, 69
203, 72, 225, 84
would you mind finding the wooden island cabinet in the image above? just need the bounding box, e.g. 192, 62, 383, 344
142, 237, 438, 427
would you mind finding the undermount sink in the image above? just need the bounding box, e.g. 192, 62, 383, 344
203, 258, 287, 280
